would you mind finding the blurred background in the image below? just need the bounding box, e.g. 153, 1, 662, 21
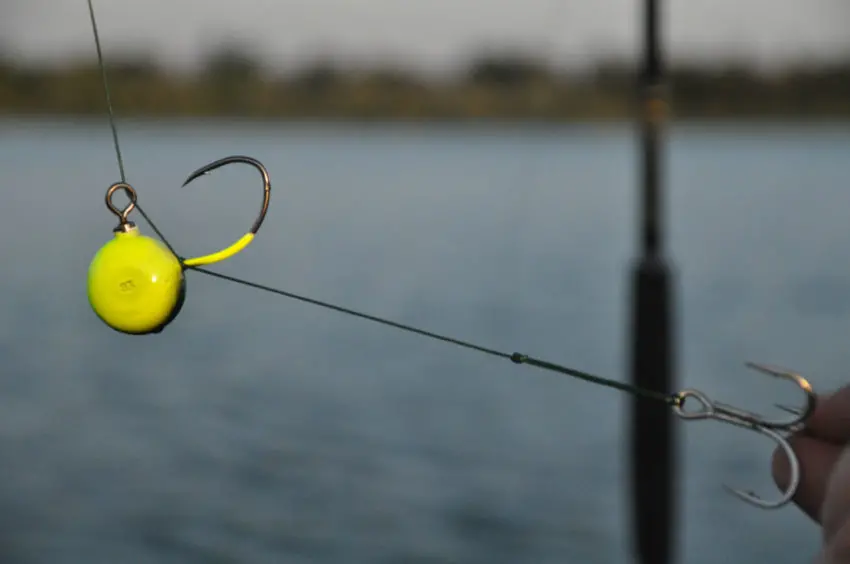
1, 1, 849, 563
2, 0, 850, 119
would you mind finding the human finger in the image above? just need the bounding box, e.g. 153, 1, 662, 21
772, 435, 844, 523
800, 387, 850, 444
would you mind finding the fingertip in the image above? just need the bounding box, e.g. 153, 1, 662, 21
805, 387, 850, 443
821, 447, 850, 546
821, 520, 850, 564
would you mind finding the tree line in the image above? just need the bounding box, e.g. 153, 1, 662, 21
1, 47, 848, 120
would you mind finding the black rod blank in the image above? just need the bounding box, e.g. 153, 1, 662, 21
629, 0, 678, 562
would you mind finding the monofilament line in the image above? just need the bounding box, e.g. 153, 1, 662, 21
187, 264, 676, 405
87, 0, 180, 256
87, 0, 127, 183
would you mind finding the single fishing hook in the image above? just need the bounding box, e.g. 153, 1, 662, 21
179, 155, 272, 268
88, 156, 273, 335
672, 362, 815, 509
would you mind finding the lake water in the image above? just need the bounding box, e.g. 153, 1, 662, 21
1, 118, 850, 563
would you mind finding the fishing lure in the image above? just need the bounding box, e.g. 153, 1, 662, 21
82, 0, 817, 520
87, 157, 271, 334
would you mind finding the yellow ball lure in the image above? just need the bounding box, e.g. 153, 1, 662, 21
87, 156, 271, 335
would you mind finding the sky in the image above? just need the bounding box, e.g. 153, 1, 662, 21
1, 0, 849, 73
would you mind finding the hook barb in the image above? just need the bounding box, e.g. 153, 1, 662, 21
179, 155, 272, 267
742, 362, 815, 429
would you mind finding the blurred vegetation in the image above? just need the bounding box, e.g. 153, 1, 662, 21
1, 46, 849, 120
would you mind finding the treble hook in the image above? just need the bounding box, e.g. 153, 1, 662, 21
672, 362, 816, 509
180, 155, 272, 268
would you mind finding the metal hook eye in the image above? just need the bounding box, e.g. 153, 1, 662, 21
672, 389, 715, 421
105, 182, 137, 224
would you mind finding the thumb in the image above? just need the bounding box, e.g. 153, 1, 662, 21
820, 446, 850, 563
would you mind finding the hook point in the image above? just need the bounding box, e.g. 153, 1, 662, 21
775, 404, 803, 416
181, 169, 209, 187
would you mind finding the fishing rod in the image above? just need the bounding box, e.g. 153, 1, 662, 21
629, 0, 677, 562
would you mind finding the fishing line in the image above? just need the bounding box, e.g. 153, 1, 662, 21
86, 0, 181, 259
83, 0, 673, 406
86, 0, 126, 183
187, 263, 675, 404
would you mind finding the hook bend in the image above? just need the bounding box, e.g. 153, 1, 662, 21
722, 426, 799, 509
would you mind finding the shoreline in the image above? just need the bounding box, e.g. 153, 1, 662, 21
2, 57, 849, 123
3, 113, 849, 126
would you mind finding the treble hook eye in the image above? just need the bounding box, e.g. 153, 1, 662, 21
179, 155, 272, 268
671, 389, 715, 420
105, 182, 137, 228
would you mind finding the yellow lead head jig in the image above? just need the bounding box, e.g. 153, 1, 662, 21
87, 156, 272, 335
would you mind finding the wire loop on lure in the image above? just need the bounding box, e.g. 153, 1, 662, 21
105, 182, 138, 230
179, 155, 272, 268
672, 362, 815, 509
